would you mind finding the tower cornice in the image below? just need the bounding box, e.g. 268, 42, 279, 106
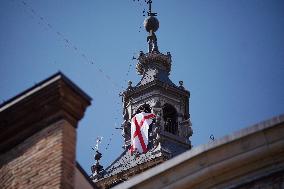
123, 80, 190, 99
136, 52, 172, 75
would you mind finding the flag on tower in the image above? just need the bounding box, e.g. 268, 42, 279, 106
130, 112, 156, 154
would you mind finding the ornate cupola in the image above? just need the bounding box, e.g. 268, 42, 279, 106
92, 1, 192, 188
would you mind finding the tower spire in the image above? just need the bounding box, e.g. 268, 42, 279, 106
144, 0, 159, 53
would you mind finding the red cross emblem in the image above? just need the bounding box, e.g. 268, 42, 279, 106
130, 113, 155, 154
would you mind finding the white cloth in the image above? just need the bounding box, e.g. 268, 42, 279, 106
131, 112, 155, 153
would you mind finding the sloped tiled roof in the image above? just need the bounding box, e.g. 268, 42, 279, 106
99, 144, 163, 179
93, 139, 190, 182
136, 68, 177, 87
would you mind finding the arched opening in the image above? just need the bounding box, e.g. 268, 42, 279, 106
163, 103, 178, 135
135, 103, 151, 115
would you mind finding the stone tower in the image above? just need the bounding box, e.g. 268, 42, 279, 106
92, 1, 192, 188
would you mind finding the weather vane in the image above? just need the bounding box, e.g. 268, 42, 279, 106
147, 0, 157, 16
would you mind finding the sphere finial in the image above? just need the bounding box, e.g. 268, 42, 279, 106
144, 16, 159, 32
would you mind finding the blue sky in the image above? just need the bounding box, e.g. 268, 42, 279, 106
1, 0, 284, 175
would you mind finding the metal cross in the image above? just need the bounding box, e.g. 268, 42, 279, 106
95, 136, 103, 150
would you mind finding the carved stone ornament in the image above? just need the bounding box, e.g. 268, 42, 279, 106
179, 119, 193, 138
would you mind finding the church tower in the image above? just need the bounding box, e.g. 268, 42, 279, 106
91, 1, 192, 188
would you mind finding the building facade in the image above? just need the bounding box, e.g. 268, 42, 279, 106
0, 72, 96, 189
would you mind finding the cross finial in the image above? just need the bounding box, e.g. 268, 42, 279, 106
95, 136, 103, 150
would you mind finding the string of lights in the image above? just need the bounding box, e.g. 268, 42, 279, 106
105, 133, 115, 151
15, 0, 127, 160
18, 0, 122, 94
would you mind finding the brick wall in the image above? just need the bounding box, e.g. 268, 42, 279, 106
0, 119, 76, 189
0, 73, 91, 189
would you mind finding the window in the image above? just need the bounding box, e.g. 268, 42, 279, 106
163, 103, 178, 135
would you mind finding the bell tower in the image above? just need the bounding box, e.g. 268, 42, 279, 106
121, 0, 192, 158
92, 1, 192, 188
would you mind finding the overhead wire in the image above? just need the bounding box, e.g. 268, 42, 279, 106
18, 0, 122, 94
15, 0, 125, 160
17, 0, 156, 170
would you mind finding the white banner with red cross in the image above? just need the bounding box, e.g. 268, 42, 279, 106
130, 112, 156, 154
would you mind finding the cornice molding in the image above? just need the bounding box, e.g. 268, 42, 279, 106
0, 72, 91, 154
